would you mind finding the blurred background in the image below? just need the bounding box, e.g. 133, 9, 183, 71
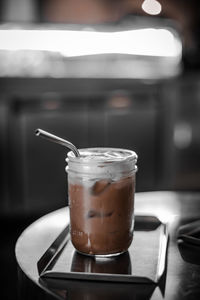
0, 0, 200, 299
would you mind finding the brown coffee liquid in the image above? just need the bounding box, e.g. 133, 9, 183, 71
69, 176, 135, 255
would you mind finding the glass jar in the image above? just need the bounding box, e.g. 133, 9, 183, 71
66, 147, 138, 257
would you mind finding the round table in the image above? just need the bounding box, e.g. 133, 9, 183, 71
15, 191, 200, 300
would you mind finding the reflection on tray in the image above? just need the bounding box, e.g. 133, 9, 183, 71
71, 251, 131, 275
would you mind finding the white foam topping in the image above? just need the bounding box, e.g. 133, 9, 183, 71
77, 148, 136, 161
66, 148, 137, 181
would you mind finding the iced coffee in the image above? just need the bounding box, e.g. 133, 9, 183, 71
66, 148, 137, 257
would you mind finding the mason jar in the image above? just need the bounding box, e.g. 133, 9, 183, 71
66, 148, 138, 257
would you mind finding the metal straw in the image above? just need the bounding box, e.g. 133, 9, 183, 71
35, 129, 80, 157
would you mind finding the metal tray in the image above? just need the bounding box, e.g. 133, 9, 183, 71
38, 215, 168, 284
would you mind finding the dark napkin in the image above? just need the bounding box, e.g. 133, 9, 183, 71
177, 220, 200, 264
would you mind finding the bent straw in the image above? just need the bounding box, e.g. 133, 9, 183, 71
35, 129, 80, 157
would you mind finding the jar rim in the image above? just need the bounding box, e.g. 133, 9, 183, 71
67, 147, 137, 163
66, 147, 137, 179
